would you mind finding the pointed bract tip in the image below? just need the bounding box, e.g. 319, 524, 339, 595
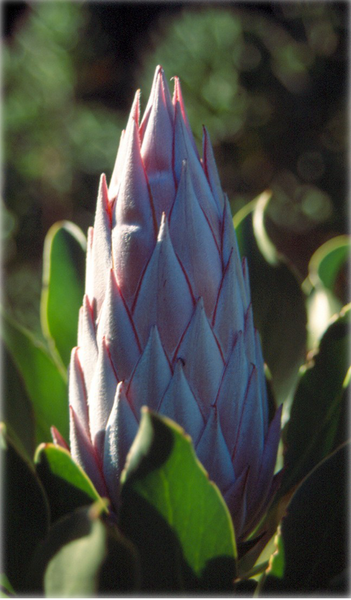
244, 301, 253, 322
71, 345, 79, 359
101, 334, 111, 356
131, 89, 141, 125
246, 362, 257, 389
172, 76, 191, 130
172, 76, 180, 104
149, 323, 161, 343
83, 293, 95, 317
202, 125, 209, 152
157, 212, 169, 242
71, 346, 85, 372
99, 172, 107, 187
174, 357, 186, 375
99, 172, 109, 197
98, 173, 112, 224
106, 267, 122, 301
87, 227, 94, 249
202, 124, 209, 142
115, 379, 128, 398
51, 426, 69, 451
154, 65, 170, 89
195, 296, 205, 311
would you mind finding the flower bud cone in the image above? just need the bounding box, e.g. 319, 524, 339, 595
66, 66, 281, 540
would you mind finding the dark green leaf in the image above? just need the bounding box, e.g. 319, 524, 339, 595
30, 503, 140, 595
1, 423, 49, 593
41, 221, 86, 367
120, 409, 236, 592
263, 443, 349, 593
280, 303, 350, 496
35, 443, 102, 523
2, 345, 35, 460
236, 486, 292, 581
1, 311, 68, 444
234, 194, 307, 404
234, 578, 258, 594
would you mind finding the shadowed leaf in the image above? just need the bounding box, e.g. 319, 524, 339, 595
234, 194, 307, 404
30, 503, 140, 596
35, 443, 102, 523
1, 424, 49, 593
263, 443, 349, 593
280, 303, 350, 497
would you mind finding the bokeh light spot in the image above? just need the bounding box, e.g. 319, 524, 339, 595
298, 185, 332, 221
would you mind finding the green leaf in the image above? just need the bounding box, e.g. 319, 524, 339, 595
31, 503, 140, 596
263, 442, 349, 593
120, 409, 236, 592
1, 311, 68, 444
266, 531, 285, 579
41, 221, 86, 367
303, 235, 349, 347
1, 423, 49, 594
0, 574, 16, 598
305, 285, 342, 350
2, 345, 35, 460
279, 303, 350, 497
35, 443, 102, 523
234, 193, 307, 404
308, 234, 350, 294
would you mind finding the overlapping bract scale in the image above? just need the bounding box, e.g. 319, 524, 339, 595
66, 65, 281, 540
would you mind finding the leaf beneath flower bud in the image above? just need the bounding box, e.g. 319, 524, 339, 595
35, 442, 102, 523
119, 409, 236, 592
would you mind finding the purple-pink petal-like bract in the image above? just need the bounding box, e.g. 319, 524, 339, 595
65, 66, 281, 541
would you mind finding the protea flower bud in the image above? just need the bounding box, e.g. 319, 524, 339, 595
66, 66, 281, 541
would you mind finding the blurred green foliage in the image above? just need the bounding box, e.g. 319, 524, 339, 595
3, 2, 123, 336
139, 3, 347, 273
3, 1, 348, 336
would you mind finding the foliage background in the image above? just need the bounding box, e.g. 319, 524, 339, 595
3, 0, 348, 339
1, 2, 349, 595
